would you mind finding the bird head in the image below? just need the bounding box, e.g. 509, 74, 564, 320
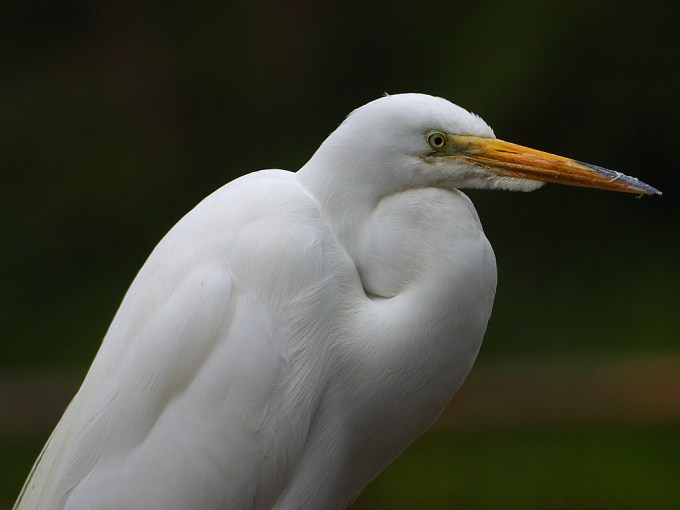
307, 93, 660, 197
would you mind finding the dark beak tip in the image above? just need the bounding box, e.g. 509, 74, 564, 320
577, 160, 661, 197
637, 182, 662, 197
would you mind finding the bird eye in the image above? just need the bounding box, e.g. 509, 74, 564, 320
426, 131, 448, 150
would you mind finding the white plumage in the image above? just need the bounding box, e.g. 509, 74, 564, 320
14, 93, 658, 510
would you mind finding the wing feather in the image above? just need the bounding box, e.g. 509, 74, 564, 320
14, 171, 338, 510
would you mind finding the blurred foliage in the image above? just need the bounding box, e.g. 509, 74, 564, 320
355, 425, 680, 509
1, 0, 679, 508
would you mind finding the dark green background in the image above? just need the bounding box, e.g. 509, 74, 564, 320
2, 1, 679, 508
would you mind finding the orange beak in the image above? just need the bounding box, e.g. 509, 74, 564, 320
447, 135, 661, 196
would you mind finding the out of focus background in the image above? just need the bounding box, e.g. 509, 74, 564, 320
2, 1, 679, 508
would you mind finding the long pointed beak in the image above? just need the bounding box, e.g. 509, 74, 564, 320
448, 135, 661, 196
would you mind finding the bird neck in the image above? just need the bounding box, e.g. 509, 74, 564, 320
296, 154, 379, 258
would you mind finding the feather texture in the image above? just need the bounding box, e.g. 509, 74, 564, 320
14, 94, 499, 510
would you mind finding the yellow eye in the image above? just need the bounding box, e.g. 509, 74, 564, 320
426, 131, 448, 150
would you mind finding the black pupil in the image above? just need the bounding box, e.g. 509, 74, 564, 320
433, 135, 443, 146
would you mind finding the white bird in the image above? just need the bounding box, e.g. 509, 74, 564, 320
14, 93, 660, 510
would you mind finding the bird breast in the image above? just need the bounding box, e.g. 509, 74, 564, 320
354, 187, 493, 299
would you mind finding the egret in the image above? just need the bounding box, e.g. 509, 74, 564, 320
14, 93, 660, 510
